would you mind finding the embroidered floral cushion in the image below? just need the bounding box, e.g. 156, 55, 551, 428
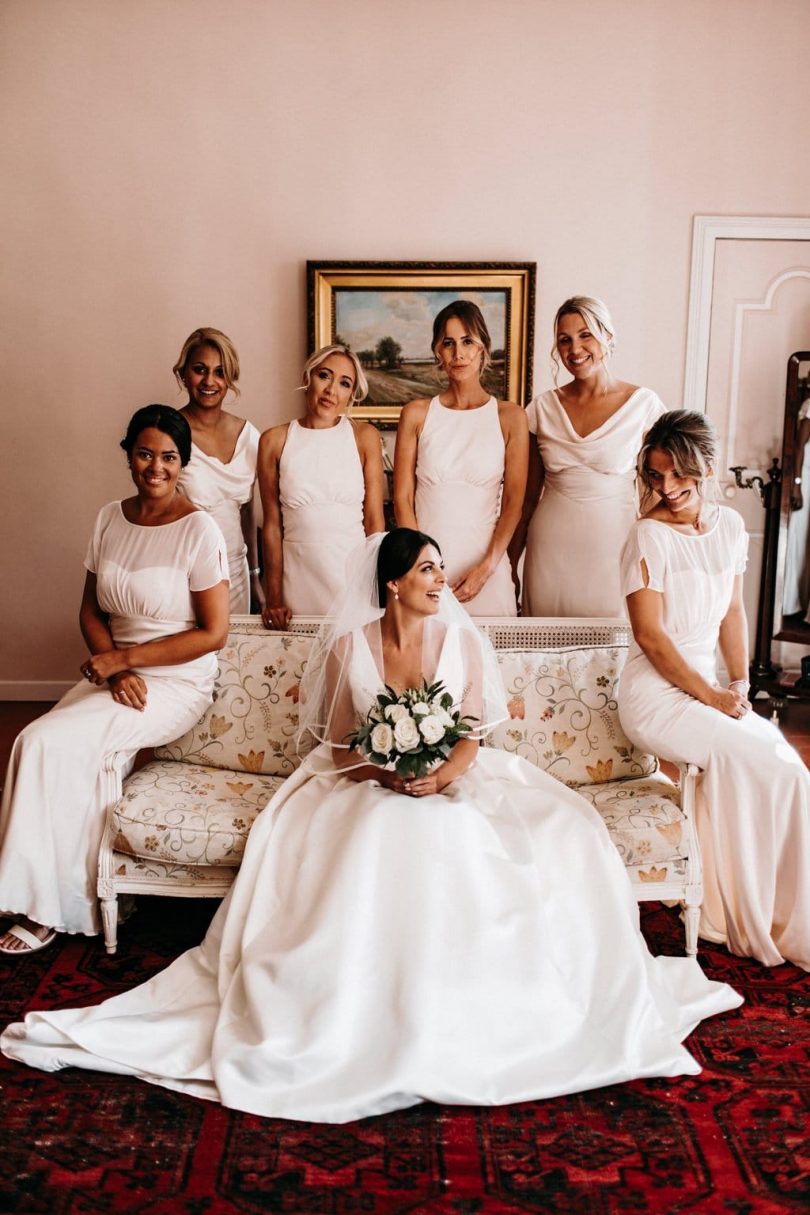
111, 760, 284, 867
487, 647, 656, 786
577, 774, 687, 866
155, 634, 313, 777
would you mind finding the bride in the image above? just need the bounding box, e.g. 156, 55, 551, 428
1, 530, 741, 1123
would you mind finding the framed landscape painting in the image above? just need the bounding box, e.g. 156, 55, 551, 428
307, 261, 536, 426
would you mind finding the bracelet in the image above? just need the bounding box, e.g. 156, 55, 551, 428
728, 679, 750, 693
249, 567, 261, 577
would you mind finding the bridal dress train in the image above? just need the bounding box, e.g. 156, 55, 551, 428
2, 623, 741, 1122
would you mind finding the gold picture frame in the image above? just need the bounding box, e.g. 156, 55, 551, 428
307, 261, 536, 426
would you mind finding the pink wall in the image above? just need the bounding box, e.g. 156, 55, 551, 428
3, 0, 810, 690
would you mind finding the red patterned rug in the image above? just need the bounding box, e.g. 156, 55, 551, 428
1, 900, 807, 1214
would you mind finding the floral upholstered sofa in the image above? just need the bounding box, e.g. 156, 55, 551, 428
98, 618, 702, 954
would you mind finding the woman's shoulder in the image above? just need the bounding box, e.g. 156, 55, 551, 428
400, 397, 431, 420
258, 421, 291, 457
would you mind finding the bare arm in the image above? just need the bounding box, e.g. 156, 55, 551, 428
240, 493, 265, 611
392, 400, 427, 529
626, 571, 748, 718
452, 403, 529, 603
508, 437, 544, 572
354, 421, 386, 535
717, 574, 749, 685
83, 580, 230, 684
257, 426, 292, 630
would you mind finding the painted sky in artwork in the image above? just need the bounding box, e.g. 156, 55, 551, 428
335, 289, 506, 359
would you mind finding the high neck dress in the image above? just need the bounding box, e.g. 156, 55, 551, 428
279, 415, 366, 615
618, 507, 810, 969
1, 621, 740, 1122
178, 421, 260, 613
523, 387, 665, 617
413, 396, 516, 616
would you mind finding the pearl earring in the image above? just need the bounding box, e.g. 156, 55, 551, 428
394, 590, 399, 601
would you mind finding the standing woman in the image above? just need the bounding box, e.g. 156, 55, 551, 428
0, 406, 229, 955
394, 301, 528, 615
512, 297, 665, 617
174, 327, 263, 614
619, 411, 810, 970
258, 345, 385, 627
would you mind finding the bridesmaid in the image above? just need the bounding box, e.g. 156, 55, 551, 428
394, 301, 528, 615
258, 345, 385, 627
618, 410, 809, 969
174, 327, 263, 614
511, 297, 665, 617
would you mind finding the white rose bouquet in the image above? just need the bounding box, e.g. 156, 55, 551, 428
347, 680, 476, 779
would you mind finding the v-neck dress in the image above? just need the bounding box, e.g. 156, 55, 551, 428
618, 509, 810, 969
1, 622, 740, 1121
178, 421, 260, 613
523, 387, 665, 616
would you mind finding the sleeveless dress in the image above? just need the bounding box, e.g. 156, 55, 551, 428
618, 508, 810, 969
0, 503, 228, 936
523, 388, 665, 617
0, 624, 741, 1122
414, 396, 517, 616
279, 416, 366, 615
178, 421, 260, 614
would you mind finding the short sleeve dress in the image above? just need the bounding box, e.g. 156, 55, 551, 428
178, 421, 260, 613
522, 387, 665, 616
0, 503, 228, 936
617, 507, 810, 969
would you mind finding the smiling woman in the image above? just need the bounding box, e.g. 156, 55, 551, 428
173, 328, 262, 615
257, 345, 385, 627
0, 406, 229, 957
510, 296, 666, 617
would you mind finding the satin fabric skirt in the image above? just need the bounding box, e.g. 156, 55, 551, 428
416, 483, 517, 616
523, 470, 635, 617
281, 504, 365, 616
1, 747, 740, 1122
619, 658, 810, 970
0, 677, 212, 936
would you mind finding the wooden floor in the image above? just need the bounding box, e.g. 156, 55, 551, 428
3, 697, 810, 774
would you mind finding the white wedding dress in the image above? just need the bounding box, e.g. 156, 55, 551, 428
1, 623, 740, 1122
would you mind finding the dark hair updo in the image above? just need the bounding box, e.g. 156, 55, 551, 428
377, 528, 441, 607
120, 405, 193, 466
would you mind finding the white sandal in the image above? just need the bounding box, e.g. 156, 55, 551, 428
0, 923, 57, 956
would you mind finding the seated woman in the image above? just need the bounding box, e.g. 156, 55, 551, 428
394, 300, 528, 615
0, 406, 230, 955
257, 344, 384, 627
174, 327, 263, 615
1, 530, 740, 1121
618, 410, 810, 970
